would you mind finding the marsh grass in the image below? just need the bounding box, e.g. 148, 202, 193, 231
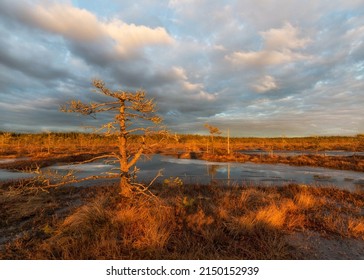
1, 132, 363, 158
200, 153, 364, 172
1, 133, 363, 174
1, 180, 363, 260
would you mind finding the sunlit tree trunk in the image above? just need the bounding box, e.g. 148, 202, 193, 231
118, 99, 131, 195
61, 79, 165, 197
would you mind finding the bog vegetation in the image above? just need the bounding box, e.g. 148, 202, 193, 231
1, 130, 363, 259
0, 79, 363, 259
1, 132, 363, 172
1, 131, 363, 157
1, 181, 363, 259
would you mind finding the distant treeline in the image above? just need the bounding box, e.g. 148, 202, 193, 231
1, 131, 363, 156
1, 131, 363, 142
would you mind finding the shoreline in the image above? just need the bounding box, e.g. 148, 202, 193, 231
1, 149, 363, 173
163, 150, 364, 172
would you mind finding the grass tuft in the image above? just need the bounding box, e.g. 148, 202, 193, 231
1, 182, 363, 260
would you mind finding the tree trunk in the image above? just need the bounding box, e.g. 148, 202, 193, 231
118, 98, 132, 196
211, 134, 214, 154
119, 175, 132, 197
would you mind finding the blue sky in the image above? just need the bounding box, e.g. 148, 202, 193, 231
0, 0, 363, 136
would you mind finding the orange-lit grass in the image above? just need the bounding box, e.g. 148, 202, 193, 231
348, 219, 364, 238
1, 133, 363, 173
35, 195, 176, 259
200, 152, 364, 172
1, 180, 363, 260
1, 133, 363, 157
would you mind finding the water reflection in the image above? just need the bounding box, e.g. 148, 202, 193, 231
0, 169, 33, 180
0, 157, 29, 164
1, 155, 363, 192
136, 155, 363, 191
207, 165, 220, 178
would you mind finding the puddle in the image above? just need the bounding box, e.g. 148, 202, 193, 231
0, 157, 29, 164
1, 155, 363, 192
51, 162, 115, 172
0, 169, 33, 180
152, 156, 363, 191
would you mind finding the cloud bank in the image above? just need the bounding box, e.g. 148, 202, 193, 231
0, 0, 363, 136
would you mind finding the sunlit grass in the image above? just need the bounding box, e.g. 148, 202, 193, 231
1, 132, 363, 158
1, 132, 363, 173
1, 180, 362, 260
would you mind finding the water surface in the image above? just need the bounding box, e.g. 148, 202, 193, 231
0, 157, 29, 164
49, 155, 364, 192
1, 155, 363, 192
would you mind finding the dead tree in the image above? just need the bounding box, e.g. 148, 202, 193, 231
204, 124, 221, 154
61, 79, 164, 196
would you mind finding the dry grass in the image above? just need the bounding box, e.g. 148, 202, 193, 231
1, 133, 362, 260
348, 219, 364, 238
200, 153, 364, 172
294, 191, 317, 208
0, 180, 363, 260
1, 133, 363, 173
1, 133, 363, 157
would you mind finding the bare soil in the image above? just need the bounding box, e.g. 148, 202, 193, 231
286, 231, 364, 259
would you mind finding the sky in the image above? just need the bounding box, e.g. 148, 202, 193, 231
0, 0, 363, 137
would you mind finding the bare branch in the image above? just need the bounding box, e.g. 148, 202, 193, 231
127, 146, 144, 169
93, 79, 118, 98
61, 78, 165, 196
73, 154, 119, 164
45, 174, 119, 188
204, 123, 222, 135
146, 169, 164, 189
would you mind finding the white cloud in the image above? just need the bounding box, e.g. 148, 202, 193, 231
225, 23, 311, 67
252, 75, 278, 93
21, 1, 105, 41
171, 66, 217, 100
4, 0, 174, 57
261, 23, 311, 50
171, 66, 188, 80
0, 0, 363, 136
226, 49, 308, 66
103, 20, 175, 56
